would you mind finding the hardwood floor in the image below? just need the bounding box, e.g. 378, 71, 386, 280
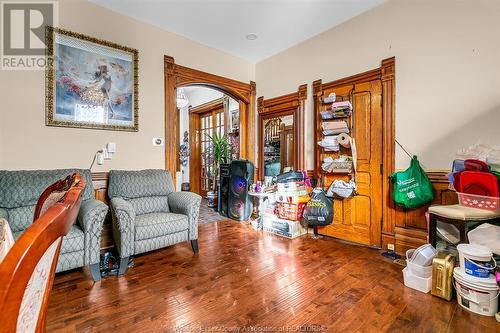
47, 220, 499, 332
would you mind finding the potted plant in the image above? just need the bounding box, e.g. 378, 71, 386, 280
206, 133, 231, 208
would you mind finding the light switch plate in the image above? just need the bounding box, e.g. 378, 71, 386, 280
152, 137, 164, 146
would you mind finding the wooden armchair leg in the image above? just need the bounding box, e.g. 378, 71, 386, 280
191, 240, 199, 254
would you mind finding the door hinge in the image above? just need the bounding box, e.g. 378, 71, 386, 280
380, 163, 383, 175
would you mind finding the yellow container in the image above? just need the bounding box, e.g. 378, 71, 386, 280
431, 252, 455, 301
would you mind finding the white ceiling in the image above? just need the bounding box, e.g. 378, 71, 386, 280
89, 0, 385, 63
182, 86, 223, 108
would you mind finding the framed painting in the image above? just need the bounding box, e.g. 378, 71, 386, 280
45, 27, 138, 131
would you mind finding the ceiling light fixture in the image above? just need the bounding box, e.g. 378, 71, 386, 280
245, 33, 258, 41
176, 88, 189, 108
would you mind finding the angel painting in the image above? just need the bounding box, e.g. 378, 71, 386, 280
46, 28, 138, 131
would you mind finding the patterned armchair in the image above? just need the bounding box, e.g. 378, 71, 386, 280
0, 169, 108, 281
108, 169, 201, 274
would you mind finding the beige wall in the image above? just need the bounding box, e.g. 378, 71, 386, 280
0, 0, 254, 171
2, 0, 498, 173
256, 0, 500, 170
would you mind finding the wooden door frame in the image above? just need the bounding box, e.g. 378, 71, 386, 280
164, 55, 256, 183
312, 57, 395, 248
257, 84, 307, 180
189, 98, 225, 196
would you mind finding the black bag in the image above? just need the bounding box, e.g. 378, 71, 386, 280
302, 188, 333, 226
276, 171, 304, 183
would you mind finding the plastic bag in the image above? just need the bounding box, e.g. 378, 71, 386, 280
302, 188, 333, 226
327, 179, 356, 199
390, 156, 434, 209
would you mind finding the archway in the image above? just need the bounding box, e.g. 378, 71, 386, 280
164, 55, 256, 183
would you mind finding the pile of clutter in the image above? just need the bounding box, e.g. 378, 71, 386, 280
448, 143, 500, 206
403, 224, 500, 318
261, 171, 312, 239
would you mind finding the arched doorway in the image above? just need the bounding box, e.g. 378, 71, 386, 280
164, 55, 256, 184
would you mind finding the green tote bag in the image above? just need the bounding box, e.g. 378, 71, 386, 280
390, 156, 434, 209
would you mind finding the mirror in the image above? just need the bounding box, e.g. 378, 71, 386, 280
262, 114, 294, 177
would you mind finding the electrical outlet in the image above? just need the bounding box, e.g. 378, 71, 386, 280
387, 243, 395, 251
152, 137, 164, 146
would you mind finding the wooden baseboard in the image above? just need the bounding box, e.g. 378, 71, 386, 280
395, 227, 428, 257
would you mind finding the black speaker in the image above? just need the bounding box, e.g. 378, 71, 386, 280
217, 163, 231, 216
228, 159, 254, 221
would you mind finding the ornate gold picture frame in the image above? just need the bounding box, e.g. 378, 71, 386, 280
46, 27, 138, 131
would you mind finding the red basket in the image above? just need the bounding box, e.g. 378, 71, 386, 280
457, 192, 500, 211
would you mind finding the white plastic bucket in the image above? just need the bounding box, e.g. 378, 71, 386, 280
453, 267, 499, 316
457, 243, 496, 278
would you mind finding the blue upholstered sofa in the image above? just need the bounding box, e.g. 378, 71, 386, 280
0, 169, 108, 281
108, 169, 201, 274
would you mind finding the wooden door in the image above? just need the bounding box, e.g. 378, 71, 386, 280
189, 102, 225, 196
316, 80, 383, 247
280, 125, 294, 170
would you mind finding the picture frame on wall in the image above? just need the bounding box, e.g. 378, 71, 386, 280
45, 27, 139, 131
229, 109, 239, 132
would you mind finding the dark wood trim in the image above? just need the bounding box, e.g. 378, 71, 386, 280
319, 67, 382, 91
189, 98, 225, 114
164, 56, 256, 183
380, 57, 397, 249
257, 84, 307, 179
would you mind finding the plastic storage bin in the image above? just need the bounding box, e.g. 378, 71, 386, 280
409, 244, 437, 266
457, 192, 500, 211
406, 249, 432, 278
403, 268, 432, 293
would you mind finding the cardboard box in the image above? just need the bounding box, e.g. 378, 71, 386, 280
262, 214, 307, 239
